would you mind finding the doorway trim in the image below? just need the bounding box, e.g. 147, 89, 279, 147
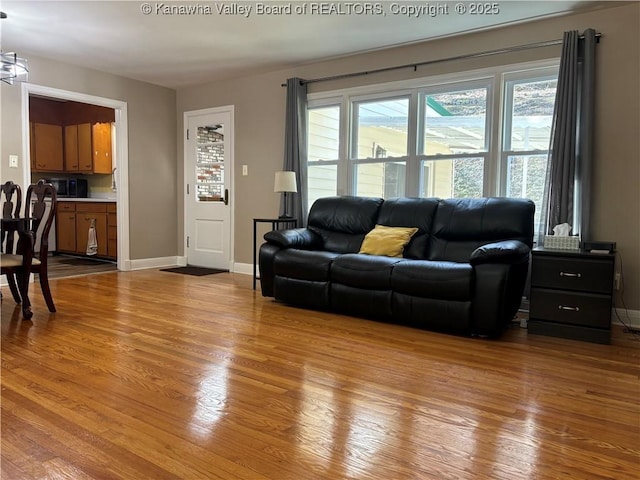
183, 105, 235, 271
21, 83, 131, 271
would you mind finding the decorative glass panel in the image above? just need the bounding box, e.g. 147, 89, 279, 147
196, 124, 224, 202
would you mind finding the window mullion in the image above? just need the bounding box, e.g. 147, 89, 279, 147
405, 90, 420, 197
338, 95, 351, 195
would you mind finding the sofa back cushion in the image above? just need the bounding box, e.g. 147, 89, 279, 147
308, 196, 384, 253
376, 197, 440, 259
428, 198, 535, 262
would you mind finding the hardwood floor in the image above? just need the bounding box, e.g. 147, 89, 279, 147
2, 270, 639, 479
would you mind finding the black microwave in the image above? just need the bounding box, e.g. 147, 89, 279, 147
47, 178, 88, 198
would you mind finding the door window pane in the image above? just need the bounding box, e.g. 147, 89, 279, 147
420, 158, 484, 198
354, 98, 408, 158
196, 124, 224, 202
422, 88, 488, 155
355, 162, 406, 197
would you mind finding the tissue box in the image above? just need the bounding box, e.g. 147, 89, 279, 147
544, 235, 580, 251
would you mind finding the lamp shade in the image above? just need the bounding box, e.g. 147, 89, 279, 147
274, 171, 297, 193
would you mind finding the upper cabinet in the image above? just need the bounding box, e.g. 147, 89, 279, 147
32, 122, 113, 174
29, 96, 116, 174
92, 123, 113, 174
63, 123, 112, 174
31, 123, 64, 172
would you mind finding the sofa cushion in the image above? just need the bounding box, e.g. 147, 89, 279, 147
359, 225, 418, 258
391, 260, 474, 301
377, 197, 440, 259
428, 198, 535, 262
331, 253, 404, 289
274, 249, 341, 281
307, 196, 383, 253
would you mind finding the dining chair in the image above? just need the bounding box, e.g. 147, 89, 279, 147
1, 180, 22, 219
1, 179, 58, 312
1, 181, 23, 302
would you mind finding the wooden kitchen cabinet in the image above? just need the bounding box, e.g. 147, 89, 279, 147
107, 203, 118, 259
76, 203, 108, 257
64, 123, 108, 173
55, 201, 116, 259
64, 123, 93, 172
31, 123, 64, 172
56, 202, 77, 253
92, 123, 112, 174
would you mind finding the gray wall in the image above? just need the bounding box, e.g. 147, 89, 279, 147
0, 56, 177, 260
1, 3, 637, 310
177, 2, 639, 310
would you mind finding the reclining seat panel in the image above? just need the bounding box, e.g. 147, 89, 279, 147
426, 198, 535, 335
273, 196, 383, 309
331, 197, 440, 321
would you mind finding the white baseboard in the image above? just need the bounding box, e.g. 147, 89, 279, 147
125, 257, 252, 274
232, 262, 253, 275
126, 256, 186, 271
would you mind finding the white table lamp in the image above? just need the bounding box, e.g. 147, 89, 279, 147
274, 171, 297, 219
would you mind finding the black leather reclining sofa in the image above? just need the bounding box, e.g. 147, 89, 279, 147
259, 196, 534, 337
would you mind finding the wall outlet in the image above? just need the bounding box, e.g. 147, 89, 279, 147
9, 155, 18, 168
614, 272, 621, 290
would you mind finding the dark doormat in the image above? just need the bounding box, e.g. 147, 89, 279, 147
160, 266, 228, 276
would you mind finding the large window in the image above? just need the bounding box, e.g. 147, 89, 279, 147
502, 74, 558, 231
307, 63, 558, 229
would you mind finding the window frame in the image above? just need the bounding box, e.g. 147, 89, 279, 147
306, 59, 559, 206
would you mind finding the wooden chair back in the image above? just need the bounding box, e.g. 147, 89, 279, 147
25, 179, 57, 260
1, 181, 23, 253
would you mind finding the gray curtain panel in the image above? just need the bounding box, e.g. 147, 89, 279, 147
282, 77, 308, 226
541, 29, 596, 245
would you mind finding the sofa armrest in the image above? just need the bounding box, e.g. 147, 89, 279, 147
263, 228, 323, 250
470, 240, 530, 266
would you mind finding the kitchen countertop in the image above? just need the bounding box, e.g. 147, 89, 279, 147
58, 197, 117, 203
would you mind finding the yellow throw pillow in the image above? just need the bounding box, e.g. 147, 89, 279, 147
359, 225, 419, 258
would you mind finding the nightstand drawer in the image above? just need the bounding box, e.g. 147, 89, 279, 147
531, 256, 614, 294
529, 289, 611, 328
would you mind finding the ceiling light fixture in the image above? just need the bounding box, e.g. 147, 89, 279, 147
0, 12, 29, 85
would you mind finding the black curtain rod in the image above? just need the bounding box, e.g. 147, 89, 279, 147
281, 33, 601, 87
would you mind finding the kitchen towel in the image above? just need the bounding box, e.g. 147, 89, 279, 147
86, 218, 98, 256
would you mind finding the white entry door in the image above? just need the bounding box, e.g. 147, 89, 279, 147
184, 106, 234, 269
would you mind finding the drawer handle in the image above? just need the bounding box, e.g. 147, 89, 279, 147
560, 272, 582, 278
558, 305, 580, 312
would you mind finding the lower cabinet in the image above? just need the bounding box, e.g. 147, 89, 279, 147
56, 203, 77, 252
56, 201, 116, 260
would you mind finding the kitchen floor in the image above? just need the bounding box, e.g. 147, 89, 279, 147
46, 254, 117, 279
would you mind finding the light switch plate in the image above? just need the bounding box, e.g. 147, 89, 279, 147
242, 165, 248, 176
9, 155, 18, 168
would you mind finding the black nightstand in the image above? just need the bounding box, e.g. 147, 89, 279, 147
528, 247, 615, 344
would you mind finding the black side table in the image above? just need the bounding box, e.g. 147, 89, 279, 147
253, 218, 297, 290
528, 247, 615, 344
